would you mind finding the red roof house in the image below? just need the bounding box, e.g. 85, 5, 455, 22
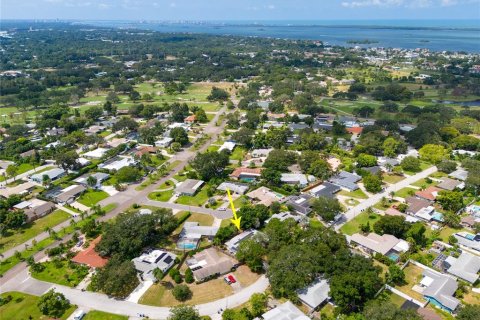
415, 186, 441, 202
346, 127, 363, 135
184, 115, 196, 123
72, 236, 108, 268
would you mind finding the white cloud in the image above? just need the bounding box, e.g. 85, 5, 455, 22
440, 0, 458, 5
341, 0, 403, 8
169, 2, 176, 7
267, 4, 275, 9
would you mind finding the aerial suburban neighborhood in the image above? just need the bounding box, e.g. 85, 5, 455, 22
0, 10, 480, 320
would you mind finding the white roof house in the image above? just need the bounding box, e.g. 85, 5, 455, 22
280, 173, 315, 187
297, 278, 330, 310
445, 252, 480, 284
350, 233, 409, 256
155, 137, 173, 148
30, 168, 66, 183
99, 156, 136, 171
83, 147, 108, 159
225, 230, 258, 255
132, 250, 177, 281
262, 301, 309, 320
218, 141, 236, 152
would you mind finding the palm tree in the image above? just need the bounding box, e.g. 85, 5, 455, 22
44, 226, 52, 236
389, 191, 395, 201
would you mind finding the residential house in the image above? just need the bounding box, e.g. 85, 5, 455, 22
308, 182, 341, 198
0, 181, 36, 198
53, 184, 86, 205
19, 149, 36, 159
350, 233, 409, 261
286, 194, 313, 215
460, 216, 476, 228
261, 301, 309, 320
230, 167, 263, 181
216, 182, 249, 195
30, 168, 66, 183
225, 230, 259, 255
74, 172, 110, 189
46, 127, 65, 136
415, 186, 441, 202
413, 206, 444, 223
280, 173, 315, 187
329, 171, 361, 191
420, 269, 460, 313
155, 137, 174, 148
406, 197, 432, 215
134, 145, 158, 158
289, 123, 310, 131
84, 125, 105, 135
175, 179, 204, 196
177, 222, 219, 250
251, 148, 273, 158
83, 147, 109, 159
361, 166, 382, 175
378, 157, 399, 171
14, 199, 56, 222
454, 232, 480, 251
437, 178, 464, 191
444, 252, 480, 284
186, 248, 237, 282
218, 141, 236, 152
266, 211, 303, 224
246, 186, 286, 206
449, 169, 468, 181
72, 236, 108, 268
346, 126, 363, 135
297, 278, 330, 310
184, 115, 196, 124
132, 250, 177, 281
99, 156, 137, 171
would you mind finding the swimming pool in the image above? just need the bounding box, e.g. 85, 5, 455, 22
432, 212, 444, 222
177, 239, 198, 250
387, 252, 400, 261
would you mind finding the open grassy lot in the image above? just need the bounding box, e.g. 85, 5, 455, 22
0, 210, 70, 254
338, 189, 368, 199
31, 259, 89, 287
84, 310, 128, 320
411, 178, 437, 188
0, 291, 77, 320
77, 190, 109, 207
340, 211, 381, 235
139, 265, 258, 307
185, 212, 214, 226
395, 264, 426, 302
438, 226, 466, 242
229, 147, 247, 161
175, 187, 209, 207
383, 174, 405, 184
395, 187, 417, 199
148, 189, 174, 202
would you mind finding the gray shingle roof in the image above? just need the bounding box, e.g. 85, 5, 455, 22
446, 252, 480, 283
329, 171, 361, 191
422, 269, 459, 311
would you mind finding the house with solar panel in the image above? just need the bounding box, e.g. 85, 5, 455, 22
132, 250, 177, 281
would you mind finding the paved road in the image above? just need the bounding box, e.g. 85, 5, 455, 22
335, 166, 438, 230
1, 265, 269, 320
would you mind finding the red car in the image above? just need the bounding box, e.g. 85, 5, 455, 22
227, 275, 236, 283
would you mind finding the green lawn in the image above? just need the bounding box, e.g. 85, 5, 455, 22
382, 174, 405, 184
338, 189, 368, 200
31, 259, 89, 287
340, 211, 381, 235
84, 310, 128, 320
148, 189, 174, 202
176, 187, 210, 207
103, 203, 118, 213
395, 187, 417, 199
411, 178, 437, 188
77, 190, 109, 207
0, 291, 77, 320
0, 210, 70, 254
186, 212, 214, 226
229, 147, 247, 161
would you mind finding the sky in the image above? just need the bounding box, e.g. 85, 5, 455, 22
1, 0, 479, 21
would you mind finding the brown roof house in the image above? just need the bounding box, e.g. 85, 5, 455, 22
13, 199, 56, 222
230, 167, 263, 181
72, 236, 108, 268
437, 178, 464, 191
415, 186, 441, 201
186, 247, 238, 282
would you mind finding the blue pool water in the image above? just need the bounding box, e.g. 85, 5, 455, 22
178, 243, 197, 250
466, 234, 475, 240
387, 252, 400, 261
432, 212, 444, 222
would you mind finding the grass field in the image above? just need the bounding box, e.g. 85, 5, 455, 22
383, 174, 405, 184
31, 259, 89, 287
395, 187, 417, 199
338, 189, 368, 199
77, 190, 109, 207
185, 212, 214, 226
84, 310, 128, 320
411, 178, 437, 188
396, 264, 426, 302
0, 291, 77, 320
148, 189, 174, 202
340, 211, 381, 235
0, 210, 70, 254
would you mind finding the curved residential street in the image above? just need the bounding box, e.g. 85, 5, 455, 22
0, 267, 269, 319
335, 165, 438, 230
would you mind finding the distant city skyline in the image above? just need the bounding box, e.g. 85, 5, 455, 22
1, 0, 479, 21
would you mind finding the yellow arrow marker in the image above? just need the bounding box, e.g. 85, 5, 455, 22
226, 188, 241, 231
